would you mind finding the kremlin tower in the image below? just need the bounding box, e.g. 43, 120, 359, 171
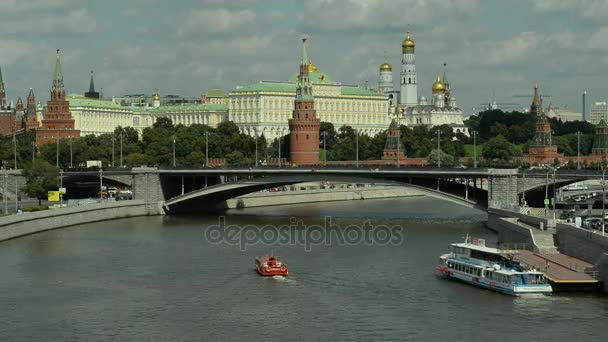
35, 49, 80, 146
288, 38, 320, 165
399, 32, 417, 106
25, 88, 38, 130
530, 83, 542, 116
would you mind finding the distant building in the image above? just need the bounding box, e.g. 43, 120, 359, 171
545, 104, 583, 122
67, 94, 132, 136
202, 88, 228, 105
590, 102, 608, 125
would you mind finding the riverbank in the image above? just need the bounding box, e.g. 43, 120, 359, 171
221, 185, 424, 209
0, 200, 162, 242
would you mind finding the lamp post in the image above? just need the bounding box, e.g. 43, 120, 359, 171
13, 135, 17, 169
355, 129, 359, 168
255, 134, 258, 167
2, 161, 7, 214
31, 141, 35, 162
603, 167, 606, 236
55, 137, 59, 169
111, 134, 115, 168
278, 136, 282, 168
397, 133, 401, 168
577, 131, 581, 170
172, 135, 176, 168
437, 129, 442, 168
552, 168, 556, 222
69, 138, 73, 168
59, 169, 63, 206
322, 131, 327, 165
99, 168, 103, 201
473, 130, 478, 168
544, 171, 549, 216
120, 134, 123, 168
205, 131, 209, 167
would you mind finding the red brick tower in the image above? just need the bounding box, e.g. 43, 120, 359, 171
530, 83, 542, 116
25, 88, 38, 131
382, 119, 406, 163
288, 38, 320, 165
36, 49, 80, 146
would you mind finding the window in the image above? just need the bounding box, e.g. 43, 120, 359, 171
306, 134, 309, 140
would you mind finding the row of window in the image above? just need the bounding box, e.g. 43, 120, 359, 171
448, 261, 481, 277
231, 98, 386, 112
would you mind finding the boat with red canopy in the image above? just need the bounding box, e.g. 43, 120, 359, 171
255, 255, 288, 276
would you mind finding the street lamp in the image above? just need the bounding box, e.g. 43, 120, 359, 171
69, 138, 73, 168
2, 161, 7, 214
602, 167, 606, 236
172, 135, 176, 167
355, 129, 359, 168
255, 133, 258, 167
552, 168, 556, 222
120, 134, 123, 168
111, 134, 115, 168
55, 136, 60, 169
31, 141, 35, 162
577, 131, 581, 170
205, 131, 209, 167
322, 131, 327, 165
473, 130, 478, 168
59, 169, 63, 206
13, 135, 17, 169
544, 170, 549, 217
278, 136, 282, 168
437, 129, 442, 168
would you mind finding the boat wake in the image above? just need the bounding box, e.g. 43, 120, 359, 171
269, 275, 295, 284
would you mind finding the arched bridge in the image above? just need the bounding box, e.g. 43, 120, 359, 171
163, 174, 482, 214
55, 167, 605, 214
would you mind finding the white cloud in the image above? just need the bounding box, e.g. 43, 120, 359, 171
0, 9, 97, 34
178, 8, 256, 36
531, 0, 608, 21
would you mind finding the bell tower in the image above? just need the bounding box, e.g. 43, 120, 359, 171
288, 38, 320, 165
399, 32, 418, 106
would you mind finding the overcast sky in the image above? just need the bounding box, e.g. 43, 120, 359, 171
0, 0, 606, 114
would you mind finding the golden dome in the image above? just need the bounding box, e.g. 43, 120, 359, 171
432, 73, 445, 94
379, 62, 392, 72
401, 32, 415, 52
153, 94, 160, 101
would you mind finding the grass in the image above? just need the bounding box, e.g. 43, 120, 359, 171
464, 144, 525, 157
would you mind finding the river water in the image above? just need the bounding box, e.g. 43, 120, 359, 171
0, 197, 606, 341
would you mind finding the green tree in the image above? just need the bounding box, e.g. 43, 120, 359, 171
482, 135, 518, 161
23, 160, 59, 206
427, 149, 455, 166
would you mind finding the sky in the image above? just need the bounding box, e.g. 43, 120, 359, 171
0, 0, 607, 115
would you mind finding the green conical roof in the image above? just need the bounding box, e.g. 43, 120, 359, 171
52, 49, 65, 92
88, 70, 95, 93
301, 38, 309, 65
0, 65, 4, 91
28, 88, 34, 97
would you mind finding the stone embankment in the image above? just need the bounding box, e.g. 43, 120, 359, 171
222, 186, 424, 209
0, 200, 162, 242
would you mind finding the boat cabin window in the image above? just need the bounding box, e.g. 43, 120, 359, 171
470, 249, 503, 263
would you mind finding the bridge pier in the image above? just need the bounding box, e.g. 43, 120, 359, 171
132, 168, 165, 214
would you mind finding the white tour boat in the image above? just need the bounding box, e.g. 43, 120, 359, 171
436, 236, 552, 296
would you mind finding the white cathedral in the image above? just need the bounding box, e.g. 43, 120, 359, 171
378, 32, 469, 136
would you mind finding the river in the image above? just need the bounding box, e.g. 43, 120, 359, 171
0, 197, 606, 341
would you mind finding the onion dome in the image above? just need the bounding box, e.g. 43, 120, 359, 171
402, 32, 415, 53
432, 73, 446, 94
153, 93, 160, 101
379, 62, 392, 72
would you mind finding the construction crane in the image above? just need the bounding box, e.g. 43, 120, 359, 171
512, 94, 552, 98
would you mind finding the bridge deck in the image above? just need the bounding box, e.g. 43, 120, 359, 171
513, 250, 597, 283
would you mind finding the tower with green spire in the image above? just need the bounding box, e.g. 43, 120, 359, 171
84, 70, 100, 99
0, 65, 6, 109
288, 38, 320, 165
36, 49, 80, 146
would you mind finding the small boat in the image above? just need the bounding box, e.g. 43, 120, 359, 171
255, 255, 288, 276
436, 236, 552, 296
